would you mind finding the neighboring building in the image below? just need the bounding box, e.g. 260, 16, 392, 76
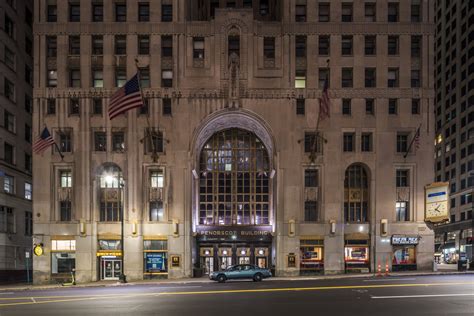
0, 0, 34, 283
33, 0, 435, 284
433, 0, 473, 265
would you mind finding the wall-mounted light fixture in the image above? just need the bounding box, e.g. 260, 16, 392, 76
192, 169, 199, 179
172, 219, 179, 237
330, 220, 336, 234
381, 219, 388, 236
132, 221, 138, 236
288, 219, 296, 237
79, 220, 86, 236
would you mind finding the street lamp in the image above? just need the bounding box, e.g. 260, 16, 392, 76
119, 179, 127, 283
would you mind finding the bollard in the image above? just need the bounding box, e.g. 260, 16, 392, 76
385, 260, 389, 276
377, 263, 382, 277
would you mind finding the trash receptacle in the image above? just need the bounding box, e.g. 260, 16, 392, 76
458, 260, 467, 271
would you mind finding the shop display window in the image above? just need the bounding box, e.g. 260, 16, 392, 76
144, 240, 168, 275
344, 246, 369, 262
51, 253, 75, 274
392, 246, 416, 265
300, 239, 324, 274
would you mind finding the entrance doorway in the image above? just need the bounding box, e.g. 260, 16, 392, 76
203, 257, 214, 274
257, 257, 267, 268
238, 256, 250, 264
101, 257, 122, 280
219, 256, 232, 270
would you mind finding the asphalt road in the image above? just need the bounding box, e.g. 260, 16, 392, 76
0, 275, 472, 316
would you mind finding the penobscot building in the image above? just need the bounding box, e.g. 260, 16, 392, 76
33, 0, 435, 284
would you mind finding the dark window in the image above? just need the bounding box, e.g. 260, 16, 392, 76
319, 35, 330, 55
139, 67, 150, 88
60, 201, 72, 221
228, 35, 240, 57
138, 2, 150, 21
69, 69, 80, 87
24, 211, 33, 236
389, 99, 398, 115
112, 132, 125, 152
24, 124, 31, 143
115, 35, 127, 55
388, 36, 399, 55
305, 169, 318, 187
47, 99, 56, 115
25, 65, 32, 85
149, 201, 164, 221
4, 15, 14, 38
304, 201, 318, 222
260, 0, 269, 16
92, 98, 103, 115
115, 3, 127, 22
361, 133, 372, 152
396, 133, 408, 153
341, 3, 353, 22
343, 133, 355, 152
193, 37, 205, 59
69, 98, 80, 116
94, 131, 107, 151
145, 129, 164, 153
319, 3, 330, 22
92, 35, 103, 55
342, 99, 351, 115
47, 36, 57, 57
25, 94, 32, 113
162, 35, 173, 57
388, 68, 399, 87
4, 78, 15, 102
366, 99, 375, 115
92, 69, 103, 88
92, 3, 103, 22
115, 67, 127, 87
69, 36, 80, 55
411, 69, 421, 87
162, 4, 173, 22
341, 68, 353, 88
388, 2, 399, 22
296, 98, 305, 115
304, 132, 322, 153
263, 37, 275, 59
365, 68, 376, 87
295, 5, 306, 22
69, 3, 80, 22
396, 170, 409, 187
365, 3, 376, 21
411, 35, 421, 57
47, 5, 57, 22
25, 36, 32, 57
341, 36, 353, 55
4, 143, 14, 164
365, 35, 376, 55
412, 99, 420, 114
140, 98, 149, 115
138, 35, 150, 55
411, 2, 421, 22
24, 153, 32, 173
296, 36, 307, 57
59, 130, 72, 153
161, 70, 173, 88
163, 98, 172, 116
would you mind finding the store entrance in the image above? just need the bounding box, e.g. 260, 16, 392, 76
101, 257, 121, 280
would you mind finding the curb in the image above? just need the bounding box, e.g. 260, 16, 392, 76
1, 271, 472, 292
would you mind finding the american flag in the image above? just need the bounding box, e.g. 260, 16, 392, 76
319, 74, 330, 120
108, 73, 143, 120
33, 127, 55, 154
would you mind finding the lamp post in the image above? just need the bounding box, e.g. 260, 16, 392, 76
119, 179, 127, 283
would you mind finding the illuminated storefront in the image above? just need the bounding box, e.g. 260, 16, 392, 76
51, 239, 76, 280
391, 236, 418, 271
299, 239, 324, 275
96, 239, 122, 280
344, 239, 370, 272
143, 238, 168, 278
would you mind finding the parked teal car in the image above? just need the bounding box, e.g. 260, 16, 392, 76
209, 264, 272, 283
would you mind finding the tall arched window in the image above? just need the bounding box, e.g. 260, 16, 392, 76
199, 128, 270, 226
344, 164, 369, 222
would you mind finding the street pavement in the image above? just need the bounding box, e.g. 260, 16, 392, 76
0, 274, 472, 315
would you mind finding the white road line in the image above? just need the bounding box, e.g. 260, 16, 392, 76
30, 297, 36, 303
148, 286, 203, 290
364, 278, 417, 282
0, 293, 14, 295
371, 294, 474, 299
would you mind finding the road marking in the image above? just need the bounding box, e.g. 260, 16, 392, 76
0, 282, 472, 308
149, 285, 203, 289
30, 297, 36, 303
0, 293, 14, 295
371, 293, 474, 299
363, 278, 417, 282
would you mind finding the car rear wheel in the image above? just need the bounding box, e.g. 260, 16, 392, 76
253, 273, 263, 282
217, 274, 226, 283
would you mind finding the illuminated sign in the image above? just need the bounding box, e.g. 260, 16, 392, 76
195, 226, 273, 241
391, 236, 420, 245
425, 182, 450, 223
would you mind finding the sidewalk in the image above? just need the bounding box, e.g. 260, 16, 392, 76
1, 270, 472, 292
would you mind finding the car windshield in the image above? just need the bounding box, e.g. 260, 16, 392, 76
226, 265, 236, 271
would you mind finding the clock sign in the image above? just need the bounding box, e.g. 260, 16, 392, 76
425, 182, 450, 223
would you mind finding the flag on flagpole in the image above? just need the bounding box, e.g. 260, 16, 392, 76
319, 74, 330, 120
108, 73, 143, 120
33, 127, 55, 154
414, 125, 421, 150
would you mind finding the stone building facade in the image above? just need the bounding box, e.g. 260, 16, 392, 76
33, 0, 435, 284
1, 0, 34, 283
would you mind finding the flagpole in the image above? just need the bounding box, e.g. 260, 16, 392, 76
54, 143, 64, 160
135, 59, 158, 163
403, 123, 422, 159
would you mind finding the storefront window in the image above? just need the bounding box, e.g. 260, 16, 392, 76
300, 239, 324, 275
392, 246, 416, 265
344, 240, 370, 272
144, 239, 168, 276
51, 239, 76, 275
98, 240, 121, 250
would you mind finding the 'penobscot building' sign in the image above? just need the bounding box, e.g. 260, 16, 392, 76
195, 225, 273, 241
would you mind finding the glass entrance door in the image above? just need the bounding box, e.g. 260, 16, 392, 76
219, 256, 232, 270
238, 256, 250, 264
203, 257, 214, 275
101, 258, 121, 280
257, 257, 267, 268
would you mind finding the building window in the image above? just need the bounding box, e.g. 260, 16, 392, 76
69, 36, 80, 55
115, 67, 127, 87
296, 98, 305, 115
60, 170, 72, 188
24, 211, 32, 236
24, 182, 32, 200
149, 201, 164, 221
365, 68, 376, 87
259, 0, 269, 16
388, 2, 399, 22
411, 0, 421, 22
56, 130, 72, 153
115, 35, 126, 55
341, 3, 353, 22
343, 133, 355, 152
25, 36, 33, 57
138, 2, 150, 21
366, 99, 375, 115
295, 36, 307, 57
92, 69, 103, 88
89, 36, 103, 55
143, 240, 167, 274
4, 78, 15, 102
295, 4, 306, 22
4, 175, 14, 194
51, 240, 76, 274
25, 65, 33, 85
25, 124, 31, 143
145, 128, 164, 153
47, 36, 57, 57
92, 3, 103, 21
4, 46, 15, 69
137, 35, 150, 55
304, 132, 322, 154
69, 69, 81, 88
341, 68, 353, 88
59, 201, 72, 221
341, 36, 353, 55
4, 110, 15, 133
388, 68, 399, 87
411, 69, 421, 87
388, 99, 398, 115
112, 132, 125, 152
25, 153, 32, 172
4, 143, 14, 165
361, 133, 373, 152
163, 98, 172, 116
4, 15, 15, 38
228, 35, 240, 58
365, 35, 376, 55
319, 35, 330, 55
193, 37, 205, 60
411, 35, 421, 57
92, 98, 103, 115
139, 67, 150, 88
94, 131, 107, 152
395, 201, 409, 222
161, 35, 173, 57
263, 37, 275, 59
388, 36, 399, 55
69, 98, 80, 116
162, 4, 173, 22
295, 70, 306, 89
342, 99, 351, 115
319, 3, 330, 22
47, 5, 57, 22
344, 165, 369, 222
69, 3, 80, 22
115, 3, 127, 22
396, 169, 409, 187
161, 70, 173, 88
411, 99, 420, 114
397, 133, 409, 153
365, 3, 376, 21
